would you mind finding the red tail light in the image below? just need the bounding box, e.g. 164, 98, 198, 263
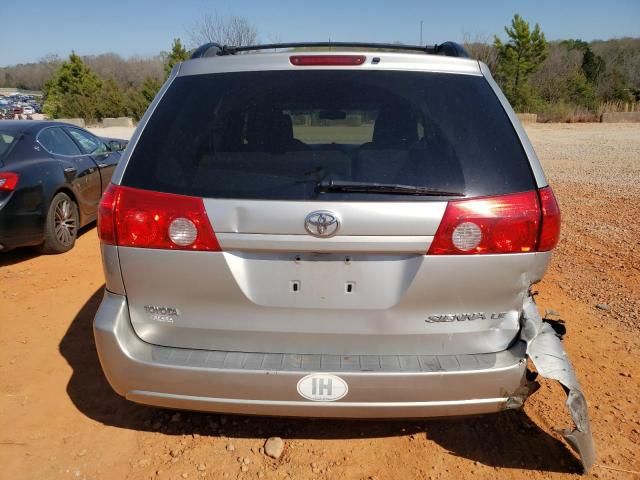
289, 55, 366, 66
428, 190, 555, 255
537, 186, 561, 251
0, 172, 19, 191
97, 184, 118, 244
98, 184, 221, 251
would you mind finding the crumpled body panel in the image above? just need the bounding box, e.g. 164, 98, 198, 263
521, 296, 596, 472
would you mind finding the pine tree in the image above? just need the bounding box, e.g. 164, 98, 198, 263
561, 39, 606, 85
581, 47, 605, 85
566, 70, 597, 109
140, 76, 162, 102
98, 77, 126, 118
494, 15, 548, 112
165, 38, 190, 78
43, 52, 102, 121
126, 77, 162, 120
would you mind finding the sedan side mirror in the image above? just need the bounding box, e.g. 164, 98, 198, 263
109, 140, 125, 152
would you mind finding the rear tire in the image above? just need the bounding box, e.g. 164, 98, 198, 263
39, 192, 79, 254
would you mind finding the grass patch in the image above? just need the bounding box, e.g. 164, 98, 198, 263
293, 125, 373, 144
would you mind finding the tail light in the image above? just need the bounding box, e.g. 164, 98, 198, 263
0, 172, 19, 191
537, 186, 561, 251
98, 184, 220, 251
290, 55, 366, 66
428, 188, 561, 255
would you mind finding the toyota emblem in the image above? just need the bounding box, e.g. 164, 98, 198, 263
304, 211, 340, 238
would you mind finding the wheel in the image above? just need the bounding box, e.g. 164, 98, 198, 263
39, 192, 79, 254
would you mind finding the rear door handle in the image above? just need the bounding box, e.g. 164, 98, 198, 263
98, 163, 108, 168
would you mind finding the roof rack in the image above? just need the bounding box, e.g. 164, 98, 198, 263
190, 41, 469, 59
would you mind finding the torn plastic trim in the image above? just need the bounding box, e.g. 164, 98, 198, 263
521, 295, 596, 472
505, 381, 540, 410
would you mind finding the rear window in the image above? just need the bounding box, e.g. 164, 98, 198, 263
122, 70, 535, 201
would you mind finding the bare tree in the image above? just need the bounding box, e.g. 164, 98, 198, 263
462, 32, 498, 73
265, 33, 284, 52
188, 13, 258, 48
39, 53, 62, 65
84, 53, 163, 88
0, 55, 62, 90
267, 33, 283, 44
531, 43, 582, 103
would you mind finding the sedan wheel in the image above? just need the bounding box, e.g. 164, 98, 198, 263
54, 198, 77, 246
39, 192, 79, 254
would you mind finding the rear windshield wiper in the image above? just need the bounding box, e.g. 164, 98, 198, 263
317, 179, 464, 197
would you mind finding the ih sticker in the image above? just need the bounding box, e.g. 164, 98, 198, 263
297, 374, 348, 402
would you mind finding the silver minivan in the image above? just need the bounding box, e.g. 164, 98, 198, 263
93, 42, 594, 470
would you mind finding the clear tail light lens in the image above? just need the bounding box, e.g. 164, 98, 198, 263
98, 184, 220, 251
428, 190, 544, 255
168, 217, 198, 246
451, 221, 483, 251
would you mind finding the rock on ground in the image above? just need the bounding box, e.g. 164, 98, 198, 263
264, 437, 284, 459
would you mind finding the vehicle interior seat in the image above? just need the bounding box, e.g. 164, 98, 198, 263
354, 105, 419, 183
355, 105, 465, 190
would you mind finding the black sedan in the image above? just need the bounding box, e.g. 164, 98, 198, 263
0, 121, 127, 253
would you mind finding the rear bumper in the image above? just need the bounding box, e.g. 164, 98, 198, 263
0, 193, 45, 250
94, 290, 529, 418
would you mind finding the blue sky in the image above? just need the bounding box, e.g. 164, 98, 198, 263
1, 0, 638, 66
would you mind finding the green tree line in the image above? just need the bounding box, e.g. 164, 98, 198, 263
3, 13, 638, 122
471, 14, 639, 118
41, 39, 189, 122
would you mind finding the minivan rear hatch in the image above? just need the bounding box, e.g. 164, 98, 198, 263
113, 66, 542, 356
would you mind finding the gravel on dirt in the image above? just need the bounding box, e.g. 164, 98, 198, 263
527, 123, 640, 334
1, 123, 639, 480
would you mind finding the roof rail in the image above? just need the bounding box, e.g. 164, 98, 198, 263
190, 41, 469, 59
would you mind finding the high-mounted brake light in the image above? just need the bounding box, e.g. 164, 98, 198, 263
98, 184, 220, 251
0, 172, 19, 191
428, 191, 544, 255
289, 55, 366, 66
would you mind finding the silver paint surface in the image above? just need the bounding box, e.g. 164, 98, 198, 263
522, 296, 595, 472
93, 290, 528, 417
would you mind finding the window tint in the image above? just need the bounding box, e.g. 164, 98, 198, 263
66, 128, 106, 154
38, 128, 80, 156
123, 71, 535, 201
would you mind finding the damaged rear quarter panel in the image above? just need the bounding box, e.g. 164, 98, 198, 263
521, 296, 596, 472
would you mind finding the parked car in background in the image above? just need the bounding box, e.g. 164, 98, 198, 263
0, 121, 127, 253
22, 106, 35, 115
99, 136, 128, 152
12, 106, 22, 116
